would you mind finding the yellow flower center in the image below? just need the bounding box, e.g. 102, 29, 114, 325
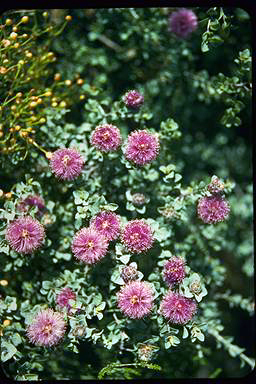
42, 324, 52, 335
87, 240, 94, 248
62, 155, 70, 166
131, 233, 139, 241
103, 131, 110, 140
22, 229, 29, 238
102, 220, 109, 229
130, 295, 139, 305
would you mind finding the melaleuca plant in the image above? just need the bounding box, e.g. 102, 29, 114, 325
0, 6, 254, 381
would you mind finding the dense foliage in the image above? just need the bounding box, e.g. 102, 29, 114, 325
0, 7, 254, 380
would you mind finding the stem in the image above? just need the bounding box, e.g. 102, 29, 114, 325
208, 328, 255, 369
30, 140, 49, 157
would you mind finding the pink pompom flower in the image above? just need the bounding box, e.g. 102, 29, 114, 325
5, 216, 45, 254
197, 195, 230, 224
50, 148, 84, 181
169, 9, 198, 38
72, 227, 108, 264
163, 257, 186, 286
160, 291, 197, 324
121, 219, 154, 254
117, 281, 154, 319
90, 211, 121, 241
26, 308, 66, 347
124, 130, 160, 166
90, 124, 122, 152
56, 287, 76, 312
123, 90, 144, 109
17, 195, 46, 218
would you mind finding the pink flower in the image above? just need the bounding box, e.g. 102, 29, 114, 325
121, 219, 154, 254
207, 176, 225, 194
5, 216, 45, 254
56, 287, 76, 312
26, 308, 66, 347
17, 195, 45, 218
50, 148, 84, 181
72, 227, 108, 264
121, 264, 139, 283
169, 9, 198, 38
124, 130, 160, 166
90, 211, 120, 241
123, 90, 144, 109
117, 281, 154, 319
160, 291, 197, 324
163, 257, 186, 286
197, 195, 230, 224
90, 124, 122, 152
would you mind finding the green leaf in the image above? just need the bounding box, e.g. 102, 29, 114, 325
1, 341, 17, 362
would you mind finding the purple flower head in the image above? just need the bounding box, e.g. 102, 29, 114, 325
160, 291, 197, 324
163, 257, 186, 286
5, 216, 45, 254
90, 211, 120, 241
121, 219, 154, 254
50, 148, 84, 181
121, 264, 139, 283
17, 195, 45, 218
169, 9, 198, 38
56, 287, 76, 312
72, 227, 108, 264
26, 308, 66, 347
207, 176, 225, 194
117, 281, 154, 319
124, 130, 160, 166
197, 195, 230, 224
123, 90, 144, 109
90, 124, 122, 152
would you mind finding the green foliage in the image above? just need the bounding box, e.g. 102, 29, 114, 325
0, 6, 253, 381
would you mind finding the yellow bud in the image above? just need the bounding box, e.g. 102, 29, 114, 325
80, 95, 85, 100
65, 15, 72, 22
3, 319, 11, 327
51, 101, 58, 107
0, 189, 4, 197
0, 67, 7, 74
43, 12, 48, 17
46, 152, 52, 159
59, 101, 67, 108
12, 26, 18, 32
27, 137, 34, 143
39, 118, 46, 124
22, 33, 28, 38
45, 91, 52, 97
31, 116, 37, 122
54, 73, 61, 81
18, 60, 25, 65
5, 19, 12, 26
77, 78, 84, 85
21, 16, 29, 24
29, 101, 37, 109
15, 125, 21, 131
26, 52, 33, 58
3, 59, 8, 64
65, 80, 72, 86
16, 92, 23, 98
13, 43, 20, 48
11, 105, 16, 111
19, 131, 28, 138
5, 192, 12, 199
10, 32, 18, 40
9, 127, 15, 133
